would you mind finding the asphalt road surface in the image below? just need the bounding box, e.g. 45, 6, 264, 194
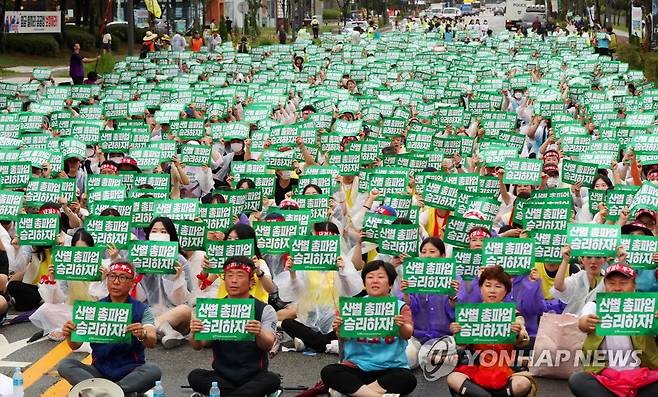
0, 319, 571, 396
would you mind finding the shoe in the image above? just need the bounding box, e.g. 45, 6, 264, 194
325, 339, 339, 354
189, 393, 206, 397
158, 321, 185, 349
328, 389, 347, 397
295, 380, 328, 397
270, 330, 283, 358
268, 390, 282, 397
382, 394, 400, 397
293, 337, 305, 352
47, 330, 65, 342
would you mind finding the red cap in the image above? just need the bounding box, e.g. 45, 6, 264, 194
279, 198, 299, 210
38, 207, 59, 215
604, 263, 636, 280
635, 209, 657, 221
121, 157, 138, 167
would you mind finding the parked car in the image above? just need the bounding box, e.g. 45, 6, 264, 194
493, 6, 505, 15
440, 7, 462, 18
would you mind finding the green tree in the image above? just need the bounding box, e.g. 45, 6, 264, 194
219, 16, 228, 41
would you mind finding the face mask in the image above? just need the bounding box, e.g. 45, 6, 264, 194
280, 171, 291, 180
547, 177, 560, 189
230, 142, 244, 153
149, 232, 171, 242
86, 148, 95, 158
513, 92, 522, 100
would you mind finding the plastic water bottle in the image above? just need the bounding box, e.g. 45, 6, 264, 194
209, 381, 220, 397
12, 367, 23, 397
153, 380, 164, 397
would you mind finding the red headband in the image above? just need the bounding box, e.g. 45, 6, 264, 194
314, 231, 336, 236
100, 163, 118, 173
223, 262, 254, 276
109, 262, 135, 278
469, 229, 491, 240
39, 208, 59, 215
648, 170, 658, 179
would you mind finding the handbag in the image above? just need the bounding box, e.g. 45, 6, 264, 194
528, 313, 586, 379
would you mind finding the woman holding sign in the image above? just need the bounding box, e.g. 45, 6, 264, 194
448, 266, 535, 397
321, 260, 417, 397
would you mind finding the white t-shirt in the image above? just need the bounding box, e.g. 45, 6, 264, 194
581, 301, 640, 371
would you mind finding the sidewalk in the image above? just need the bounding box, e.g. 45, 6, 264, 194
0, 65, 70, 83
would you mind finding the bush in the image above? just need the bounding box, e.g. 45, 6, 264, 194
64, 26, 96, 51
4, 34, 59, 56
616, 42, 658, 86
84, 52, 115, 76
323, 8, 341, 21
106, 24, 127, 42
219, 16, 229, 41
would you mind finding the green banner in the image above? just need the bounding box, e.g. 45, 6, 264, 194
363, 212, 396, 243
402, 257, 456, 294
339, 296, 399, 339
17, 214, 60, 246
292, 194, 330, 221
561, 159, 598, 187
606, 186, 639, 221
174, 220, 207, 251
630, 182, 658, 214
180, 144, 212, 166
455, 303, 516, 344
130, 197, 157, 228
452, 248, 482, 281
53, 246, 103, 281
567, 224, 620, 257
596, 293, 658, 336
443, 216, 493, 248
0, 190, 23, 221
522, 202, 571, 231
72, 300, 132, 344
377, 223, 419, 256
620, 235, 658, 270
291, 235, 340, 271
25, 178, 76, 207
84, 215, 131, 247
588, 189, 608, 214
200, 203, 235, 232
482, 238, 535, 275
422, 180, 460, 211
367, 169, 409, 196
252, 221, 298, 254
128, 240, 179, 274
195, 298, 255, 341
530, 230, 568, 264
330, 151, 361, 176
502, 158, 543, 186
153, 199, 200, 221
0, 161, 31, 188
206, 239, 255, 274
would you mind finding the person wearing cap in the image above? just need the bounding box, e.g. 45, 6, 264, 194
60, 154, 88, 197
99, 160, 118, 175
321, 260, 417, 397
632, 209, 657, 236
188, 256, 281, 396
277, 221, 363, 354
141, 31, 158, 55
569, 263, 658, 397
551, 244, 608, 315
621, 217, 658, 293
58, 261, 161, 396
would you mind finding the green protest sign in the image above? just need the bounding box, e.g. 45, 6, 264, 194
206, 239, 255, 273
596, 293, 658, 336
482, 238, 535, 275
381, 194, 414, 219
174, 220, 207, 251
252, 221, 298, 254
84, 215, 131, 247
588, 189, 608, 214
455, 303, 517, 344
128, 148, 163, 170
0, 190, 23, 221
195, 298, 255, 341
620, 235, 658, 270
199, 203, 235, 232
290, 235, 340, 271
25, 178, 76, 207
330, 151, 361, 176
291, 194, 330, 220
339, 296, 399, 339
377, 223, 419, 256
128, 240, 179, 274
171, 119, 205, 140
502, 158, 543, 186
530, 230, 568, 264
367, 168, 409, 196
606, 186, 639, 221
87, 174, 124, 191
72, 301, 132, 344
297, 173, 335, 196
210, 122, 250, 141
0, 161, 31, 188
153, 199, 200, 221
560, 134, 592, 155
17, 214, 59, 246
443, 216, 492, 248
133, 174, 170, 192
452, 248, 483, 281
276, 209, 313, 234
53, 246, 103, 281
87, 187, 127, 210
32, 67, 52, 80
406, 129, 435, 151
130, 197, 156, 228
522, 202, 571, 231
239, 173, 276, 198
567, 224, 620, 257
100, 130, 132, 152
179, 144, 212, 166
433, 135, 474, 157
561, 159, 598, 187
630, 182, 658, 214
402, 257, 456, 294
422, 180, 460, 211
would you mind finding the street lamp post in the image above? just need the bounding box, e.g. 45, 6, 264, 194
126, 0, 135, 56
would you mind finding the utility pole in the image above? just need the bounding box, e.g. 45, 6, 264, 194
127, 0, 135, 56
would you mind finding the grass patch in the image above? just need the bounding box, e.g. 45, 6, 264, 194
616, 42, 658, 87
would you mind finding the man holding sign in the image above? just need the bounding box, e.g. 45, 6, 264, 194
188, 256, 280, 397
570, 264, 658, 397
58, 262, 161, 395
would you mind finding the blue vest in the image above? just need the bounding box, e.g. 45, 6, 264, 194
211, 298, 269, 384
91, 296, 147, 381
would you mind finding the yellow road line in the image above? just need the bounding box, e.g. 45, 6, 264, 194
41, 354, 92, 397
23, 341, 72, 390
